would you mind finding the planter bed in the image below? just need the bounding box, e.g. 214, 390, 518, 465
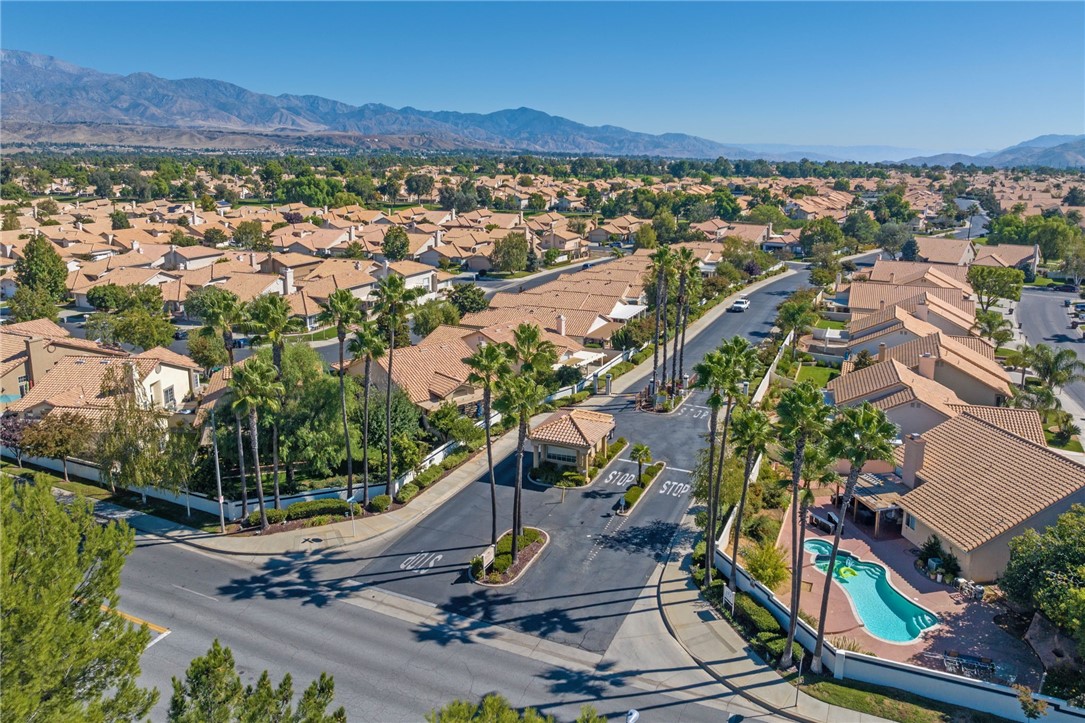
619, 461, 665, 515
471, 528, 549, 586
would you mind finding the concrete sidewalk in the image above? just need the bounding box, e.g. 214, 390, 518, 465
657, 524, 894, 723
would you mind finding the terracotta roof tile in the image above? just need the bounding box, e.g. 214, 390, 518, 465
528, 409, 615, 448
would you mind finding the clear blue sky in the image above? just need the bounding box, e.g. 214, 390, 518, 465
2, 1, 1083, 153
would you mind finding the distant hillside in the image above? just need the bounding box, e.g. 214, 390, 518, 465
905, 135, 1085, 169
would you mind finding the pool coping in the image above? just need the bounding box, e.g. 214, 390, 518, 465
802, 539, 941, 646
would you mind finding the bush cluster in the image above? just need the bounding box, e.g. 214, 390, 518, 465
640, 461, 664, 487
245, 498, 361, 527
246, 507, 288, 527
368, 494, 391, 513
622, 461, 664, 511
609, 361, 634, 378
730, 592, 803, 666
394, 482, 419, 504
414, 465, 442, 490
489, 528, 543, 576
557, 470, 587, 488
530, 461, 563, 485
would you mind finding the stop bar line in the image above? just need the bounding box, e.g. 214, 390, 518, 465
613, 458, 693, 474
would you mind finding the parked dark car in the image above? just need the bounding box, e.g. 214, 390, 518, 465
173, 329, 189, 340
1054, 283, 1080, 293
232, 337, 250, 349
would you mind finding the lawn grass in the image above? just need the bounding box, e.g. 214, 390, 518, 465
815, 318, 846, 330
794, 673, 1012, 723
1045, 431, 1085, 453
1025, 277, 1055, 287
795, 365, 838, 388
284, 326, 338, 343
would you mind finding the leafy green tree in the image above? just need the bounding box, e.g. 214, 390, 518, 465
1061, 236, 1085, 286
634, 223, 658, 250
233, 220, 270, 251
21, 412, 92, 482
811, 403, 897, 673
875, 222, 912, 258
188, 327, 229, 373
412, 299, 460, 338
2, 207, 20, 230
1064, 187, 1085, 207
972, 310, 1014, 346
900, 235, 920, 261
1, 475, 158, 721
427, 694, 552, 723
9, 284, 59, 323
798, 217, 845, 256
776, 381, 831, 668
114, 306, 176, 350
373, 274, 425, 492
231, 356, 283, 530
38, 200, 61, 216
405, 173, 435, 200
842, 211, 879, 251
381, 226, 411, 262
168, 639, 345, 723
967, 265, 1024, 313
744, 540, 791, 589
110, 210, 132, 230
86, 283, 130, 311
492, 231, 530, 273
96, 367, 170, 496
465, 341, 511, 546
14, 234, 68, 302
448, 283, 488, 315
348, 322, 386, 506
202, 227, 229, 246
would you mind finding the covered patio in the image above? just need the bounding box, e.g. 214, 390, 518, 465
840, 472, 909, 540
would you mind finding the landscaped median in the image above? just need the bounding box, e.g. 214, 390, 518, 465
619, 460, 664, 515
470, 527, 549, 586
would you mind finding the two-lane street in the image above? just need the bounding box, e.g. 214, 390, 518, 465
1018, 288, 1085, 417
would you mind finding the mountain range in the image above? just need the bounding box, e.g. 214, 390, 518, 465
2, 49, 1082, 167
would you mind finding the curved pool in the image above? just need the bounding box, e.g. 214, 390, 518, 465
803, 539, 938, 643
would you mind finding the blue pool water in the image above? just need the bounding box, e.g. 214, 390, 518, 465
804, 539, 938, 643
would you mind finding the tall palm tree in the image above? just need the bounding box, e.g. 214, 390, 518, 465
246, 293, 303, 509
648, 246, 673, 395
630, 443, 652, 482
692, 350, 732, 586
319, 289, 365, 499
230, 357, 284, 531
494, 375, 546, 564
971, 310, 1013, 345
465, 342, 512, 547
347, 321, 386, 508
672, 247, 697, 390
200, 291, 245, 366
373, 274, 424, 493
811, 403, 897, 674
1030, 343, 1085, 392
776, 298, 818, 360
728, 405, 773, 593
510, 322, 558, 377
775, 381, 831, 669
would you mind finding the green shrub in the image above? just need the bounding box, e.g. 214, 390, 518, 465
246, 507, 288, 527
754, 631, 804, 666
692, 565, 706, 585
745, 514, 782, 545
588, 466, 599, 478
640, 462, 664, 487
304, 515, 334, 528
490, 528, 543, 576
440, 450, 470, 471
756, 478, 790, 509
470, 555, 485, 579
368, 494, 391, 513
631, 348, 652, 365
284, 498, 360, 521
692, 540, 707, 567
734, 592, 782, 636
609, 361, 634, 378
395, 482, 419, 504
1041, 663, 1085, 703
531, 462, 562, 485
557, 470, 587, 488
414, 466, 442, 489
623, 485, 644, 509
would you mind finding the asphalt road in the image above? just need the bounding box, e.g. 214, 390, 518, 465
1018, 287, 1085, 417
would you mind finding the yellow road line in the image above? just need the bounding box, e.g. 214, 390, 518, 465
102, 605, 170, 634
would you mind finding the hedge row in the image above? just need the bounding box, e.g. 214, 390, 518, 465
394, 482, 419, 504
368, 494, 391, 513
729, 590, 804, 667
245, 498, 361, 527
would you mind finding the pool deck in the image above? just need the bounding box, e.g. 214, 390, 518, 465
779, 496, 1042, 687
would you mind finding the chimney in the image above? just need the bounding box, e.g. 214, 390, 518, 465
24, 338, 48, 384
322, 205, 329, 215
901, 433, 927, 488
348, 226, 356, 242
249, 252, 258, 269
451, 208, 457, 221
218, 208, 225, 217
915, 299, 928, 322
888, 272, 895, 284
917, 352, 936, 380
282, 268, 295, 295
382, 258, 390, 276
435, 228, 443, 245
190, 212, 198, 226
518, 211, 525, 226
354, 260, 362, 271
75, 221, 83, 232
556, 314, 567, 337
877, 342, 887, 362
835, 271, 842, 288
131, 240, 141, 253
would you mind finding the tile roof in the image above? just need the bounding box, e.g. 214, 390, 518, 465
899, 414, 1085, 552
972, 244, 1039, 268
945, 405, 1046, 446
371, 338, 478, 406
460, 307, 608, 338
828, 360, 964, 417
528, 409, 615, 448
879, 332, 1011, 397
864, 260, 971, 285
845, 282, 975, 316
914, 236, 974, 265
8, 356, 158, 414
134, 346, 200, 370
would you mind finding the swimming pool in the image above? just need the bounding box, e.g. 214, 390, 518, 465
804, 539, 938, 643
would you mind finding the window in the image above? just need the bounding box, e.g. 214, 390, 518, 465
905, 513, 916, 531
17, 375, 29, 396
163, 386, 176, 409
546, 449, 577, 465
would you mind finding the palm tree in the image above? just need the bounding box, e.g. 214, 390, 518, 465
1004, 343, 1035, 387
200, 291, 246, 366
1010, 384, 1062, 421
692, 349, 734, 586
494, 375, 547, 564
811, 403, 897, 674
319, 289, 365, 499
671, 247, 696, 391
630, 443, 652, 482
464, 342, 512, 547
347, 321, 386, 508
610, 247, 625, 259
1030, 343, 1085, 392
728, 405, 773, 593
230, 357, 284, 531
246, 293, 303, 509
972, 310, 1013, 345
776, 298, 818, 360
648, 246, 673, 395
230, 402, 249, 518
775, 381, 831, 669
372, 274, 424, 494
679, 254, 701, 388
510, 322, 557, 377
